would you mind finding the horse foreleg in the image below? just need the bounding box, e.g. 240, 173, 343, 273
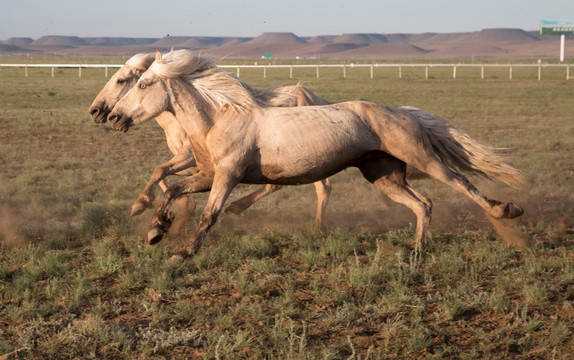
313, 178, 332, 229
148, 172, 213, 246
224, 184, 283, 215
171, 171, 239, 262
131, 149, 197, 216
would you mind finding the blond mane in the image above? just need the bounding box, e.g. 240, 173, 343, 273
149, 50, 297, 112
125, 53, 156, 71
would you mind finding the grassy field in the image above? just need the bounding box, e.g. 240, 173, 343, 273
1, 58, 573, 359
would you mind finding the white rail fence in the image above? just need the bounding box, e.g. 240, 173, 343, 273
0, 63, 571, 80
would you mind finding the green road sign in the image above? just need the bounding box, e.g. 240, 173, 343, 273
540, 19, 574, 35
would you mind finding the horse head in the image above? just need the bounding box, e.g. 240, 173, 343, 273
88, 53, 155, 124
107, 64, 171, 132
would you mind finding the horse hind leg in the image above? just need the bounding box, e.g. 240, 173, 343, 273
412, 158, 523, 220
358, 155, 433, 249
371, 111, 523, 220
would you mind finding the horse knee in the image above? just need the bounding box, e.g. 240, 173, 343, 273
420, 195, 433, 213
165, 183, 185, 200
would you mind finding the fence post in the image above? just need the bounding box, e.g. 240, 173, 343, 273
370, 65, 373, 79
343, 65, 346, 79
567, 65, 570, 80
263, 66, 267, 79
398, 65, 402, 79
509, 65, 512, 80
425, 65, 428, 79
316, 65, 319, 78
78, 66, 82, 78
51, 67, 55, 78
236, 67, 240, 78
538, 64, 541, 81
453, 65, 457, 79
105, 66, 108, 77
290, 65, 293, 79
25, 65, 28, 77
481, 64, 484, 80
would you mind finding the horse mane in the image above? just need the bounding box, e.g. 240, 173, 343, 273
125, 53, 156, 71
149, 49, 297, 112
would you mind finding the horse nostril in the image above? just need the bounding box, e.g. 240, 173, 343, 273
108, 114, 119, 123
90, 108, 99, 117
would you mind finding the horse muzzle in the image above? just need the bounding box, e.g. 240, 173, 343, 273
88, 106, 110, 123
108, 113, 133, 133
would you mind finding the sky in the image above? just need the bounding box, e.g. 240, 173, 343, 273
1, 0, 573, 40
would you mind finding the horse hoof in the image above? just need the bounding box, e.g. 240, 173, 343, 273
131, 202, 147, 217
505, 203, 524, 219
169, 250, 191, 262
169, 254, 185, 263
148, 227, 165, 245
490, 201, 524, 219
498, 203, 524, 219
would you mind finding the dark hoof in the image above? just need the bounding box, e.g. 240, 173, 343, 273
503, 203, 524, 219
489, 200, 525, 219
148, 227, 165, 245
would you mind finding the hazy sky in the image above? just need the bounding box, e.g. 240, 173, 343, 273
1, 0, 573, 40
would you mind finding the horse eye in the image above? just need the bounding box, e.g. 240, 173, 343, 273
117, 79, 126, 84
139, 83, 147, 89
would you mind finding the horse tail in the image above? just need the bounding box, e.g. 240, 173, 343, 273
402, 106, 529, 188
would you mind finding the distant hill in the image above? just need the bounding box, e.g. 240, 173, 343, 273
247, 32, 307, 44
334, 33, 388, 45
0, 44, 33, 53
463, 28, 541, 42
83, 37, 158, 46
306, 35, 338, 44
2, 37, 34, 46
337, 43, 429, 59
1, 29, 572, 60
30, 35, 90, 47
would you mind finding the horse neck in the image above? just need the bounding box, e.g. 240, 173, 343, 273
155, 112, 189, 155
166, 78, 216, 145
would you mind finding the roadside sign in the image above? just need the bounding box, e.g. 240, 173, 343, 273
540, 19, 574, 35
540, 19, 573, 62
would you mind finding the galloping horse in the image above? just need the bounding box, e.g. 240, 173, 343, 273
88, 53, 332, 226
108, 50, 528, 261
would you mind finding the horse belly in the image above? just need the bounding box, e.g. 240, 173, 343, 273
252, 110, 378, 183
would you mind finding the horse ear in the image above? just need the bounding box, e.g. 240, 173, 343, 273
155, 50, 162, 62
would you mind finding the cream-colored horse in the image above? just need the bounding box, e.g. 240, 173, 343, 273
89, 53, 332, 226
108, 50, 528, 261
